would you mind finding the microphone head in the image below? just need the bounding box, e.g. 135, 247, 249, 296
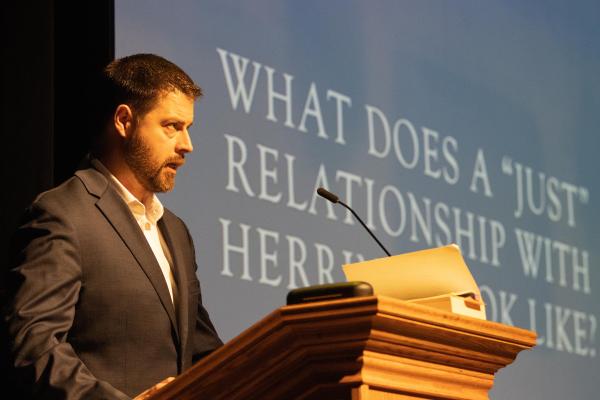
317, 187, 339, 204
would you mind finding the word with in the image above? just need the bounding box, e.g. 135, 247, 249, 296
515, 228, 591, 294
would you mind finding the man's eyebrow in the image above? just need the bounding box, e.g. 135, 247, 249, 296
163, 118, 193, 128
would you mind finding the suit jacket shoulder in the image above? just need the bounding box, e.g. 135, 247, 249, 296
6, 167, 221, 398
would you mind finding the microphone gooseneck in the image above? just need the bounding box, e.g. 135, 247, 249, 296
316, 187, 392, 257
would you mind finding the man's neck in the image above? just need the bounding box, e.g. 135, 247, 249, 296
96, 154, 153, 205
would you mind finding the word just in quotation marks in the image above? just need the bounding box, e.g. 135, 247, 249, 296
502, 157, 589, 227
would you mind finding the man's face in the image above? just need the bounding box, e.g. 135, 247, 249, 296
124, 90, 195, 193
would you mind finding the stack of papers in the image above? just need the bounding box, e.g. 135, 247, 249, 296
342, 244, 486, 320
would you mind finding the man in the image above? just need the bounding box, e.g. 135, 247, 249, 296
4, 54, 223, 399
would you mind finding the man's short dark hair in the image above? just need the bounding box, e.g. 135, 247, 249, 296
96, 53, 202, 133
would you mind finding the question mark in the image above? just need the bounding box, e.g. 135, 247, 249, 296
590, 314, 597, 357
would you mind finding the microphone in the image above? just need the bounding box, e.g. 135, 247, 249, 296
317, 187, 392, 257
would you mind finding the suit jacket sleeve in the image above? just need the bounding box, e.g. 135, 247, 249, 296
181, 224, 224, 364
4, 200, 131, 400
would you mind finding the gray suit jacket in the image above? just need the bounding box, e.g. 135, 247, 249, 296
5, 167, 222, 399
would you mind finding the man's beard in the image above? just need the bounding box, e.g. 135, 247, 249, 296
124, 130, 180, 193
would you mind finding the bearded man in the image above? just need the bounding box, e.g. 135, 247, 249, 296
4, 54, 223, 399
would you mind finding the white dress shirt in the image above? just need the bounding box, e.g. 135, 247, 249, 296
91, 159, 179, 308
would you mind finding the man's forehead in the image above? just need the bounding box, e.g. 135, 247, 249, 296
149, 90, 195, 115
156, 88, 195, 105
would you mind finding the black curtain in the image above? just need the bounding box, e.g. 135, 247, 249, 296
1, 0, 114, 387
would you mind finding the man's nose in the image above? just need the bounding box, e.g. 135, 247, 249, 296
177, 129, 194, 154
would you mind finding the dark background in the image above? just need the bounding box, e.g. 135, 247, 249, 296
1, 0, 114, 386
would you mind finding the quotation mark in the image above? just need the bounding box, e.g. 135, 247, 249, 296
501, 156, 513, 175
579, 187, 589, 204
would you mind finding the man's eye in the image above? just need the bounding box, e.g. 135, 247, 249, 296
165, 123, 179, 132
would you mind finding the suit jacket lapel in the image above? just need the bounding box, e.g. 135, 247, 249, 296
76, 168, 180, 342
158, 215, 190, 361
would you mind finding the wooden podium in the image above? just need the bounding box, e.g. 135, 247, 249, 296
149, 295, 536, 400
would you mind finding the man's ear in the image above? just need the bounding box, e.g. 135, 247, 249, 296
113, 104, 134, 139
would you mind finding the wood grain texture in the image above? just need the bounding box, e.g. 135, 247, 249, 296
148, 296, 536, 400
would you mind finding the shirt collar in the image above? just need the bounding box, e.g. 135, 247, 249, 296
91, 158, 164, 225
